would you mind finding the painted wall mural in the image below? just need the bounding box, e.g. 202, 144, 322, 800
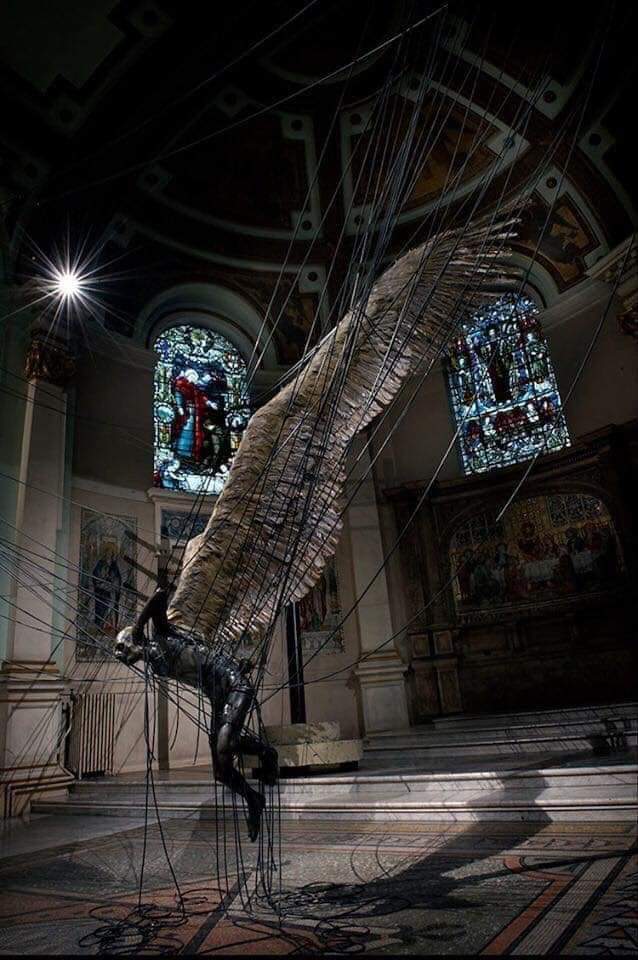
449, 492, 623, 618
299, 558, 345, 655
153, 324, 250, 494
350, 94, 497, 213
445, 294, 570, 475
517, 193, 599, 288
77, 510, 138, 660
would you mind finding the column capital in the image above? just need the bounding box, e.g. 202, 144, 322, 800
24, 331, 75, 387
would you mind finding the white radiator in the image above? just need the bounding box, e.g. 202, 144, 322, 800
67, 692, 117, 779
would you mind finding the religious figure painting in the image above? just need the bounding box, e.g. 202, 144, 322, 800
405, 99, 496, 209
517, 193, 597, 287
77, 511, 138, 660
298, 558, 345, 656
351, 95, 496, 214
449, 493, 623, 617
153, 325, 250, 494
446, 294, 570, 474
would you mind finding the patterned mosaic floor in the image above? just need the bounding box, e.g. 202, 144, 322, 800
0, 815, 636, 954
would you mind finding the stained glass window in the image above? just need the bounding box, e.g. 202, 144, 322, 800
153, 324, 250, 493
445, 295, 570, 475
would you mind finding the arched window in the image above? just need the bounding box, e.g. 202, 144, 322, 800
445, 295, 570, 475
153, 324, 250, 493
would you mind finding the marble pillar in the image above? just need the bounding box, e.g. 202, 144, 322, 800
0, 333, 75, 815
348, 442, 409, 733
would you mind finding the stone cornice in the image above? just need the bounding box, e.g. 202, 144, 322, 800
383, 419, 638, 503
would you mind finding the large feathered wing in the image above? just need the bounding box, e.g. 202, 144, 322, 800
167, 215, 517, 648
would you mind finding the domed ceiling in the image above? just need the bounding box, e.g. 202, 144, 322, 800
1, 0, 636, 362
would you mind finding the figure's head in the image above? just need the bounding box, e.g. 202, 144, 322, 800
114, 626, 144, 666
102, 541, 117, 562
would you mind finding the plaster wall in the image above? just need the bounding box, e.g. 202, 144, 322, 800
72, 346, 155, 491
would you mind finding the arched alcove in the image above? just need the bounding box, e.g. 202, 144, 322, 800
133, 281, 280, 373
135, 281, 284, 494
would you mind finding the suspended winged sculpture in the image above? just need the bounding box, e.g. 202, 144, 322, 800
115, 212, 517, 839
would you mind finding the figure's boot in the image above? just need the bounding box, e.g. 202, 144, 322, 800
245, 789, 266, 842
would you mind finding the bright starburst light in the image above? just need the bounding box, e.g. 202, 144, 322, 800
52, 268, 84, 300
16, 229, 131, 341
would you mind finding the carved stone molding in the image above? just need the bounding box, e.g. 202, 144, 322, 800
587, 234, 638, 338
24, 333, 75, 387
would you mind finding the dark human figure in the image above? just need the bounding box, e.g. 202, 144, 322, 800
114, 590, 278, 842
538, 397, 557, 426
566, 526, 586, 555
597, 529, 619, 581
556, 551, 578, 592
201, 366, 232, 473
171, 370, 211, 465
472, 550, 499, 603
449, 341, 474, 406
509, 405, 528, 437
478, 328, 513, 404
492, 541, 518, 600
494, 409, 514, 447
518, 521, 542, 561
456, 548, 475, 602
524, 331, 549, 384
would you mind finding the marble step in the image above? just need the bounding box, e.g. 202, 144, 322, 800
369, 705, 638, 740
33, 791, 637, 823
364, 729, 638, 759
64, 762, 638, 800
365, 716, 637, 748
32, 762, 638, 822
364, 733, 637, 763
428, 701, 638, 732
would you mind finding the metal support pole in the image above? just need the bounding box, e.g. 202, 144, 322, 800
286, 602, 307, 724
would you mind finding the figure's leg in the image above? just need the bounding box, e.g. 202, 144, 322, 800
212, 685, 265, 842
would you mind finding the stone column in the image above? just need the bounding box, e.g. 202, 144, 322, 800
0, 331, 75, 815
348, 442, 409, 733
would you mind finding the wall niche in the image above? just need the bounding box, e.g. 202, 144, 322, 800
387, 420, 637, 719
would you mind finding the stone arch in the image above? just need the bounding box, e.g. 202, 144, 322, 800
134, 281, 280, 373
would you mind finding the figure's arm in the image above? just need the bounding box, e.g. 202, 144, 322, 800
114, 589, 169, 665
